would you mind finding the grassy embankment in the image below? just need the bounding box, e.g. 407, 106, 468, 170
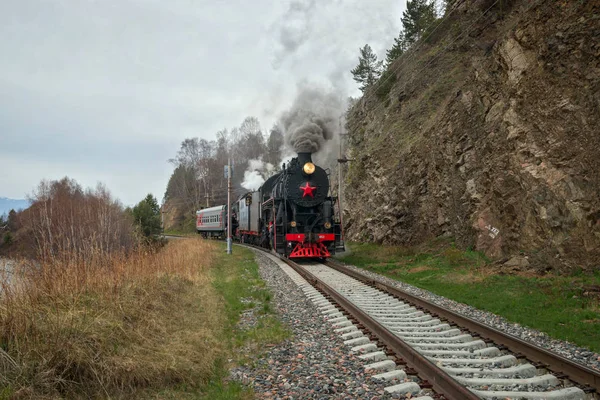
0, 239, 288, 399
162, 230, 198, 237
337, 240, 600, 353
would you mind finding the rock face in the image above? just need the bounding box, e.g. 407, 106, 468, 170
345, 0, 600, 272
162, 199, 194, 232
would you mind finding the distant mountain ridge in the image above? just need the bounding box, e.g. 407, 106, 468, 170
0, 197, 30, 216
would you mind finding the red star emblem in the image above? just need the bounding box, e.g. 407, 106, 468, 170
300, 182, 316, 198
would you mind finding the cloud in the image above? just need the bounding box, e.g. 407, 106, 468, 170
0, 0, 404, 205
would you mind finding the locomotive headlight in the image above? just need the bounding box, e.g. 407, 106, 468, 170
303, 162, 316, 175
324, 222, 332, 229
290, 221, 297, 227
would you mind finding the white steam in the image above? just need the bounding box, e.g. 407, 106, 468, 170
241, 158, 276, 191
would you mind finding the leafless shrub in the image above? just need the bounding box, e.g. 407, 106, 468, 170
25, 177, 136, 264
0, 178, 225, 397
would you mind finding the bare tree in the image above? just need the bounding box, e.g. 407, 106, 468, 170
26, 177, 135, 263
169, 138, 217, 208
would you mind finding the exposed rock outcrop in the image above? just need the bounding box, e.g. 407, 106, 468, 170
345, 0, 600, 272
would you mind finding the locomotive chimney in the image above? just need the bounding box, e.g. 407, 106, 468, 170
297, 152, 312, 165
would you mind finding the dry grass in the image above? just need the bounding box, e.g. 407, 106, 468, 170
0, 239, 224, 399
406, 266, 435, 274
444, 270, 490, 284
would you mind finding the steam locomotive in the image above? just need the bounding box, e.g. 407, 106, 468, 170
197, 151, 344, 259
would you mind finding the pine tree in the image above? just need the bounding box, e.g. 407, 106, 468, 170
351, 44, 384, 92
401, 0, 437, 44
7, 209, 19, 231
132, 194, 162, 238
385, 31, 409, 67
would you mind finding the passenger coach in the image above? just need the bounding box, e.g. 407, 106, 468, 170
196, 205, 227, 238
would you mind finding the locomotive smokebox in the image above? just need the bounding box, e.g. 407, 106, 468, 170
297, 152, 312, 165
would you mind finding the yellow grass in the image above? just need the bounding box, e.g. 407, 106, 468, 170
0, 239, 225, 399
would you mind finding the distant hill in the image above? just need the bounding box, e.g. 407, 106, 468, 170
0, 197, 30, 217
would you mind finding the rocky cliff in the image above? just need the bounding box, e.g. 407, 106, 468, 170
344, 0, 600, 272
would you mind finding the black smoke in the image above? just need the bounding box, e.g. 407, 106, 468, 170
280, 87, 343, 154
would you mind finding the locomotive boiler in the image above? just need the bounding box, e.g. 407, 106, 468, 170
236, 152, 343, 258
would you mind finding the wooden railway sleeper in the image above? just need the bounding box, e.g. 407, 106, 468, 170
582, 385, 596, 393
420, 380, 434, 389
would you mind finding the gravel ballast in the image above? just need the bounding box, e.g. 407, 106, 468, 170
231, 251, 419, 399
336, 259, 600, 372
230, 248, 599, 399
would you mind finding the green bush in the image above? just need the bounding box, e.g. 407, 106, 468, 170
132, 194, 162, 240
375, 70, 397, 101
3, 231, 13, 245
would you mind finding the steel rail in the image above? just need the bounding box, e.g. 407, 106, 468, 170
325, 259, 600, 393
271, 253, 480, 400
238, 243, 478, 398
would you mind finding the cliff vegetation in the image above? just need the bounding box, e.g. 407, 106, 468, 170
345, 0, 600, 273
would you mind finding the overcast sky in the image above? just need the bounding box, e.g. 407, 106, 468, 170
1, 0, 404, 206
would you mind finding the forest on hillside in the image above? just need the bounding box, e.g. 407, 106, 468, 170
163, 116, 284, 232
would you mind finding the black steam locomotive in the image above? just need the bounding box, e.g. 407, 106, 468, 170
234, 152, 343, 258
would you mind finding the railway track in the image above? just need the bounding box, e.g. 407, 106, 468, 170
241, 243, 600, 399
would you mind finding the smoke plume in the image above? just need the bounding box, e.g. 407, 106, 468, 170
271, 0, 317, 68
241, 158, 275, 191
279, 86, 346, 163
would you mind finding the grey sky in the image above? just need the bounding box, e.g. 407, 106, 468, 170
1, 0, 404, 205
